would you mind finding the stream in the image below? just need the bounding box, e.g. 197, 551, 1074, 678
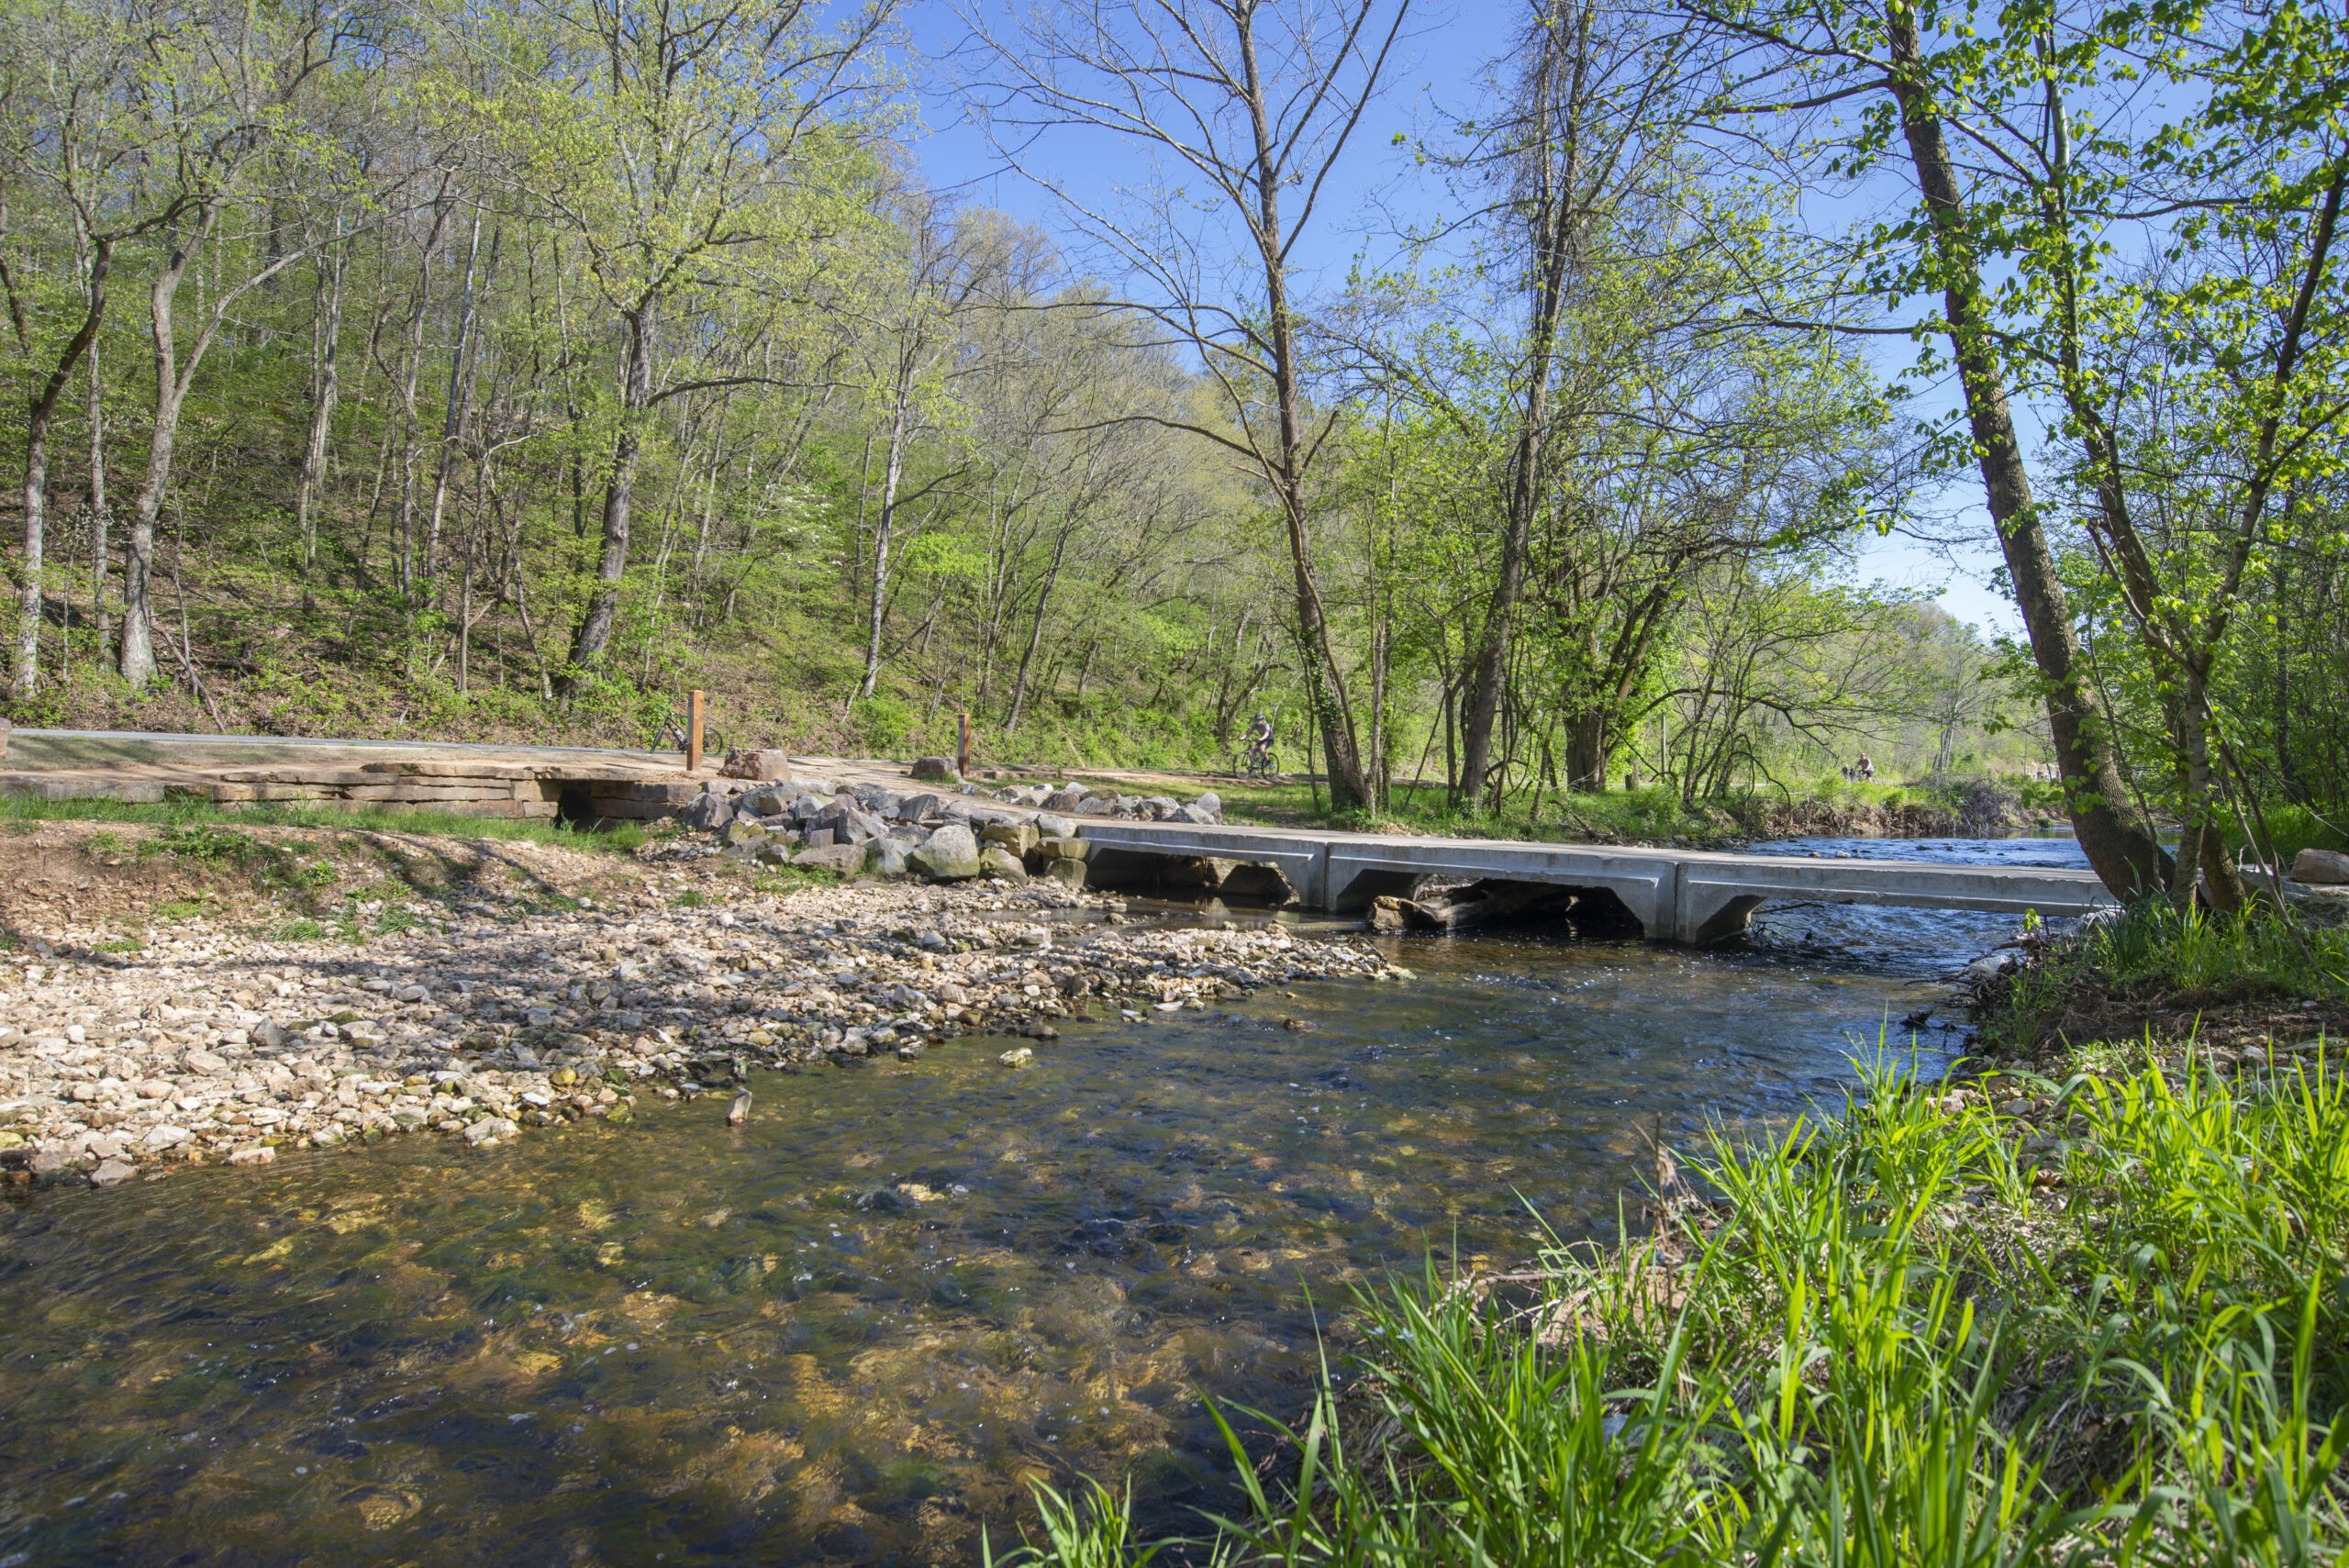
0, 834, 2087, 1565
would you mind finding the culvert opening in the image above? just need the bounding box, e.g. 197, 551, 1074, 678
553, 783, 598, 829
1561, 885, 1645, 940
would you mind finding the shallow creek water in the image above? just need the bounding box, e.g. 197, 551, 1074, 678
0, 836, 2087, 1565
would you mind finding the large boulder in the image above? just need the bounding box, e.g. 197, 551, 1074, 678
1035, 812, 1077, 838
1041, 857, 1087, 890
978, 846, 1029, 881
815, 801, 889, 844
1042, 787, 1085, 813
1033, 836, 1088, 862
2293, 848, 2349, 885
719, 748, 794, 781
1073, 795, 1113, 817
795, 841, 870, 877
1194, 791, 1221, 819
679, 791, 735, 832
909, 756, 960, 783
981, 820, 1040, 858
867, 838, 913, 878
909, 823, 982, 881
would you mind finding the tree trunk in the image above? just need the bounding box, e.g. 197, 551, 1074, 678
1238, 14, 1371, 810
15, 240, 113, 698
856, 368, 913, 702
122, 206, 227, 692
1459, 0, 1587, 809
1005, 523, 1072, 732
295, 229, 346, 582
88, 328, 110, 662
1561, 707, 1607, 793
562, 301, 652, 692
1885, 10, 2168, 899
427, 216, 492, 583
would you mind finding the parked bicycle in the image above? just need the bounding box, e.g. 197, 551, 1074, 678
653, 706, 726, 758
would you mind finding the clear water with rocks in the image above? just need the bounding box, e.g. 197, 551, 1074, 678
0, 835, 2085, 1565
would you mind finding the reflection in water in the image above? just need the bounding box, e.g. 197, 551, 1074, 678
0, 840, 2048, 1565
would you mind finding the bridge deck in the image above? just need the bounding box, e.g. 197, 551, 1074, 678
1071, 819, 2111, 942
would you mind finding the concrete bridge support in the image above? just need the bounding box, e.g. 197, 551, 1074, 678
1069, 821, 2112, 942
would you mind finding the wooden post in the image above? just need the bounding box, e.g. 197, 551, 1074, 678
686, 689, 706, 773
956, 709, 971, 779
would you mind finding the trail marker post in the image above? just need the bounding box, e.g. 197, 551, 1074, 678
687, 690, 707, 773
957, 710, 971, 780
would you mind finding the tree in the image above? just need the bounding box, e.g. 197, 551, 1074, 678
962, 0, 1410, 809
456, 0, 893, 698
1675, 0, 2176, 899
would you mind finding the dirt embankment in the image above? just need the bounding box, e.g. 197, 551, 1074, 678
0, 819, 628, 944
1732, 779, 2053, 841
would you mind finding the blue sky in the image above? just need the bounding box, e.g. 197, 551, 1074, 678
896, 0, 2022, 637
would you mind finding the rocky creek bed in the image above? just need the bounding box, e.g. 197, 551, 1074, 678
0, 823, 1395, 1190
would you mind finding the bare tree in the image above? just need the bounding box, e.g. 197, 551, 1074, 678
962, 0, 1409, 808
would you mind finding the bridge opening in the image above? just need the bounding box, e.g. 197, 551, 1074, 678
553, 782, 597, 829
1560, 885, 1646, 939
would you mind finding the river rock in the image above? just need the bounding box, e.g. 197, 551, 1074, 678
910, 824, 982, 881
2292, 848, 2349, 885
910, 756, 960, 783
795, 842, 870, 877
89, 1157, 139, 1186
719, 749, 794, 781
867, 838, 913, 878
680, 791, 735, 832
1042, 858, 1087, 890
978, 847, 1028, 882
1195, 792, 1220, 818
998, 1047, 1034, 1067
981, 821, 1039, 857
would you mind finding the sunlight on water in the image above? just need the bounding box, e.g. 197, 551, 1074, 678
0, 840, 2041, 1564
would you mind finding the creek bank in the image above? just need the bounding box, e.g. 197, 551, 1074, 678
1961, 905, 2349, 1068
0, 851, 1392, 1191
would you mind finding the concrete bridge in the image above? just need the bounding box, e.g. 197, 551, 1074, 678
1071, 819, 2113, 943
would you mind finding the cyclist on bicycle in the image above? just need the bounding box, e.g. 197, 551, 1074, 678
1244, 712, 1275, 776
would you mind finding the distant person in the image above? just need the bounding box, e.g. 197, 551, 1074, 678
1244, 712, 1275, 777
1855, 752, 1876, 783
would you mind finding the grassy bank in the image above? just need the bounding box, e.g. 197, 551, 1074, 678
1983, 904, 2349, 1062
996, 908, 2349, 1565
1002, 1049, 2349, 1565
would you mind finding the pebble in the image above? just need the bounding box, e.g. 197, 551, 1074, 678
0, 877, 1390, 1187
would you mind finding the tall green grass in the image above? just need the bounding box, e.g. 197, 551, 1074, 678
996, 1054, 2349, 1565
1990, 906, 2349, 1056
2079, 904, 2349, 999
